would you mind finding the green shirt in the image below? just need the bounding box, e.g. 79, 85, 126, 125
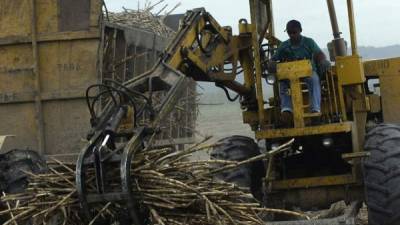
272, 36, 321, 71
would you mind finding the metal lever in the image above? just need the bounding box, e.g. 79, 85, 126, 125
93, 134, 110, 194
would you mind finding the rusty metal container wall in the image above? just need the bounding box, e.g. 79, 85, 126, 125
0, 0, 103, 156
0, 1, 196, 157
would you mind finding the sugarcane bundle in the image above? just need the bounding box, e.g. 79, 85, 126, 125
106, 0, 179, 38
0, 139, 306, 225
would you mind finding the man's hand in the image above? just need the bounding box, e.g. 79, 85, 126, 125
318, 59, 331, 76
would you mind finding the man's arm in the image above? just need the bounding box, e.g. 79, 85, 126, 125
309, 38, 331, 75
271, 44, 284, 62
268, 43, 285, 73
314, 51, 327, 64
308, 38, 327, 64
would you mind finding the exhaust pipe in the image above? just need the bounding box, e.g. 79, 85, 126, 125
326, 0, 347, 59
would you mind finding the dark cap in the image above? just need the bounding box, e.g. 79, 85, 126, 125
286, 20, 302, 31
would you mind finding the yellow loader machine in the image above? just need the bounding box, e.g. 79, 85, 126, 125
75, 0, 400, 224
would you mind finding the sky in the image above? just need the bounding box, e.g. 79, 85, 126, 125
105, 0, 399, 48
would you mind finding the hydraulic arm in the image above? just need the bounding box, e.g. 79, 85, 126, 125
75, 8, 257, 222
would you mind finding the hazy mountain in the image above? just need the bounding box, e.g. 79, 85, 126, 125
358, 45, 400, 59
323, 45, 400, 60
199, 45, 400, 104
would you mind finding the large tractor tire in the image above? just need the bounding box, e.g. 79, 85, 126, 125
0, 150, 48, 224
363, 124, 400, 225
0, 149, 47, 193
211, 135, 265, 200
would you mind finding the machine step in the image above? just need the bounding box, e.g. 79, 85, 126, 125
303, 112, 322, 118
